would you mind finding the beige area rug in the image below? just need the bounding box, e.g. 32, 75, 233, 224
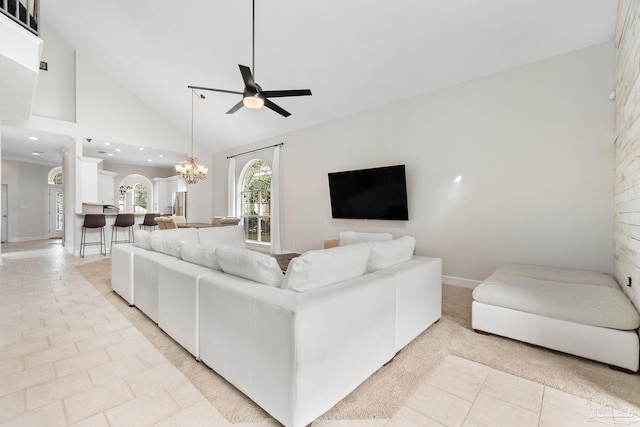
76, 259, 640, 423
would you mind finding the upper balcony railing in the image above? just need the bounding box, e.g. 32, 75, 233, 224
1, 0, 39, 36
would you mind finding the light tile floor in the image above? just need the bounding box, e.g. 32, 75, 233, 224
1, 240, 637, 427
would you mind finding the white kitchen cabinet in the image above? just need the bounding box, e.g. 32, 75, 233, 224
97, 170, 118, 205
166, 176, 187, 196
81, 157, 101, 204
153, 178, 169, 213
152, 176, 187, 214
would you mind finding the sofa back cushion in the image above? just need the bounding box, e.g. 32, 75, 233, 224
216, 246, 283, 287
198, 225, 246, 248
366, 236, 416, 272
339, 231, 394, 246
149, 228, 199, 257
180, 243, 222, 270
281, 244, 371, 292
134, 230, 152, 250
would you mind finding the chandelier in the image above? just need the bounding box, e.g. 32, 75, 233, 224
119, 185, 133, 195
175, 90, 208, 184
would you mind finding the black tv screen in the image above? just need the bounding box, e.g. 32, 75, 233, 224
328, 165, 409, 220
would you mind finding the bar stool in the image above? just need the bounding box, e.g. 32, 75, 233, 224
80, 214, 106, 257
139, 213, 160, 231
111, 213, 135, 251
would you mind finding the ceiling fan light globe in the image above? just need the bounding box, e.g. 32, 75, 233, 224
243, 95, 264, 109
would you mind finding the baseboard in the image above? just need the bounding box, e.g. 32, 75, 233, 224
442, 275, 482, 289
8, 235, 48, 243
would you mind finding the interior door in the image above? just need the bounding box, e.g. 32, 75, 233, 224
1, 184, 7, 243
48, 185, 64, 239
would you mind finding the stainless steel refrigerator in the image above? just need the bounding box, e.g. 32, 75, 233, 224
172, 191, 187, 217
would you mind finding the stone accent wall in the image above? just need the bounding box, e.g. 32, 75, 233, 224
615, 0, 640, 311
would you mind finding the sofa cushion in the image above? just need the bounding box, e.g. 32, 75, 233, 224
366, 236, 416, 273
216, 246, 283, 287
149, 228, 198, 257
134, 230, 152, 250
281, 244, 371, 292
180, 242, 222, 270
198, 225, 246, 248
474, 265, 640, 330
339, 231, 394, 246
150, 236, 185, 257
151, 228, 200, 242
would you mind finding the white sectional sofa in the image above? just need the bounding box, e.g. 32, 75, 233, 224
111, 227, 442, 427
472, 264, 640, 372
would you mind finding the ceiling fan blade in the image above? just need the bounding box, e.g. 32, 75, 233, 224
226, 100, 245, 114
261, 89, 312, 98
188, 85, 243, 95
264, 99, 291, 117
239, 65, 257, 91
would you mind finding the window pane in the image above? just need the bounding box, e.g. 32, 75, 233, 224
55, 191, 63, 231
260, 217, 271, 242
241, 160, 271, 243
134, 184, 147, 213
243, 216, 258, 241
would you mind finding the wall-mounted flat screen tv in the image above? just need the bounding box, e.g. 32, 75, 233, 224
328, 164, 409, 220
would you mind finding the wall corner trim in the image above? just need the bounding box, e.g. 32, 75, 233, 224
442, 275, 482, 289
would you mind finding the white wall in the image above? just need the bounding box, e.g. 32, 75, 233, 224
75, 54, 190, 153
32, 28, 76, 122
0, 14, 42, 120
213, 42, 615, 282
1, 159, 52, 241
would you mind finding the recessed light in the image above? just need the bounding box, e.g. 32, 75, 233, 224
108, 153, 114, 157
147, 159, 153, 162
29, 136, 38, 141
158, 155, 164, 158
105, 142, 110, 146
115, 149, 122, 152
139, 147, 144, 151
454, 175, 462, 183
32, 151, 43, 156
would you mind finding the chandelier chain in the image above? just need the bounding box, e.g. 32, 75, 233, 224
175, 89, 208, 184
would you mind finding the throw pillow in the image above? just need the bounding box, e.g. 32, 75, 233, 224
133, 230, 152, 250
216, 246, 283, 287
366, 235, 416, 272
180, 242, 222, 270
338, 231, 394, 246
281, 243, 371, 292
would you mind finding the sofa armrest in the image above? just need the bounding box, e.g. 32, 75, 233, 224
377, 256, 442, 350
111, 243, 148, 305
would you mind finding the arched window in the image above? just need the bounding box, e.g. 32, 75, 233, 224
118, 189, 126, 212
117, 175, 152, 213
241, 160, 271, 243
48, 167, 63, 185
134, 183, 147, 212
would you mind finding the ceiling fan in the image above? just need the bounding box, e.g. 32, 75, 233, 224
188, 0, 312, 118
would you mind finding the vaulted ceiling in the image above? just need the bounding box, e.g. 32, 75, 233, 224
5, 0, 617, 163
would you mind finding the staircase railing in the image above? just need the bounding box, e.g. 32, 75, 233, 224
1, 0, 39, 36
